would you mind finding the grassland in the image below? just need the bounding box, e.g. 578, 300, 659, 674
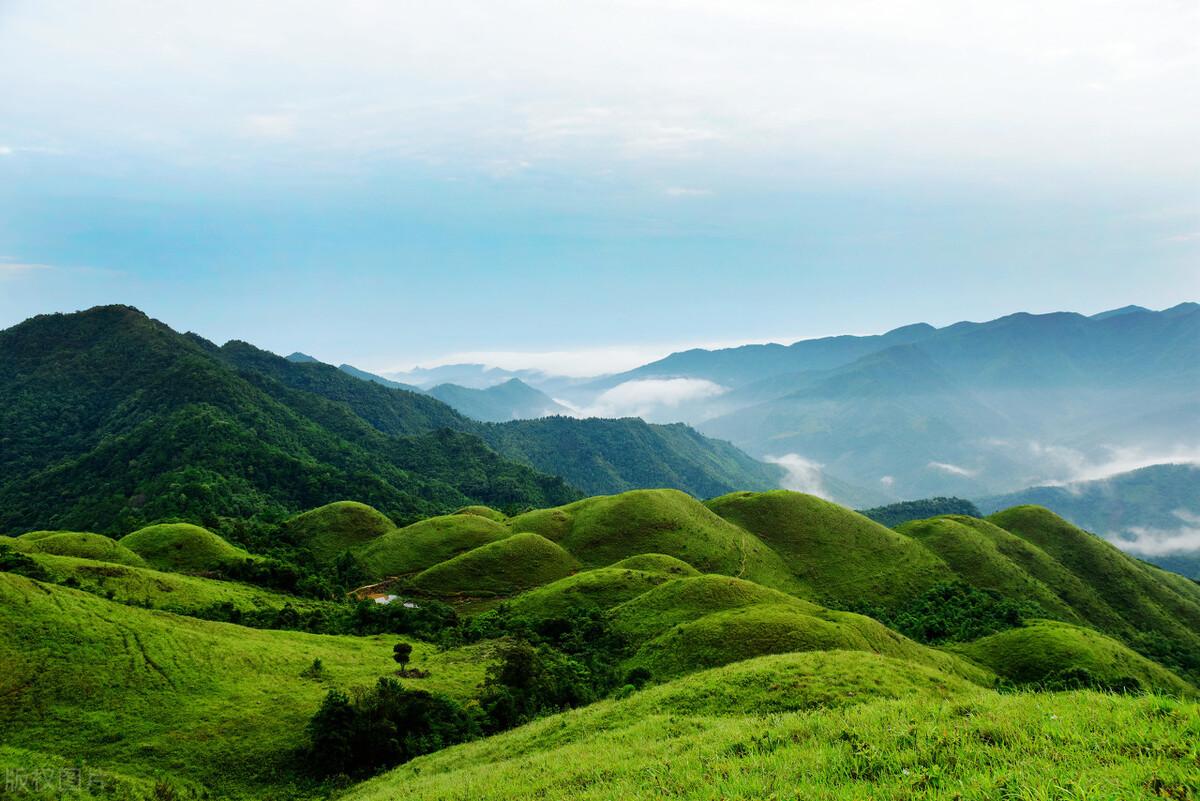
409, 533, 580, 597
12, 530, 149, 567
0, 573, 494, 799
343, 660, 1199, 801
280, 501, 396, 565
356, 512, 511, 580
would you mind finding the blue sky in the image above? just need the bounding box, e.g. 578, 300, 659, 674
2, 1, 1197, 375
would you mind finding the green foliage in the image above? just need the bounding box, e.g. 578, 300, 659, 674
859, 496, 981, 528
279, 501, 396, 567
855, 581, 1040, 644
305, 679, 475, 778
355, 513, 511, 580
0, 540, 52, 581
11, 531, 148, 567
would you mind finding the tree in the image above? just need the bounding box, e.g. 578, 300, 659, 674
393, 641, 413, 669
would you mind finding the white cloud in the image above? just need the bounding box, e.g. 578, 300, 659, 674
1031, 443, 1200, 486
927, 461, 978, 478
1110, 510, 1200, 556
767, 453, 829, 499
664, 186, 714, 197
1165, 231, 1200, 243
0, 261, 53, 276
0, 146, 12, 156
241, 113, 297, 140
566, 378, 728, 419
880, 475, 895, 488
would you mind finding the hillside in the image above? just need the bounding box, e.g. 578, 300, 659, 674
978, 463, 1200, 578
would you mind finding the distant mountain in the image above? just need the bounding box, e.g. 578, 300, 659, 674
977, 463, 1200, 578
428, 379, 568, 422
560, 304, 1198, 499
285, 351, 320, 363
336, 363, 423, 392
229, 346, 785, 499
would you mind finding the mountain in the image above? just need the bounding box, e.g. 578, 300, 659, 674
428, 378, 569, 422
859, 497, 982, 528
0, 307, 784, 537
561, 304, 1199, 499
0, 306, 578, 534
977, 463, 1200, 578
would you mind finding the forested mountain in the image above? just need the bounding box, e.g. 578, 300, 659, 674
559, 304, 1199, 499
0, 307, 782, 536
978, 464, 1200, 579
0, 306, 578, 534
428, 378, 568, 422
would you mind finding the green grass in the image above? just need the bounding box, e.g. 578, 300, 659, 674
11, 531, 148, 567
954, 620, 1195, 695
0, 573, 494, 799
280, 500, 396, 565
623, 601, 992, 683
356, 513, 511, 580
508, 489, 800, 593
27, 552, 331, 616
118, 523, 254, 573
706, 490, 954, 606
342, 676, 1199, 801
506, 567, 670, 619
607, 552, 700, 576
408, 533, 580, 597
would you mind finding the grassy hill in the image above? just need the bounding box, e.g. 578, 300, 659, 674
356, 513, 512, 579
12, 531, 148, 567
280, 501, 397, 566
119, 522, 255, 573
408, 533, 580, 597
706, 490, 953, 607
508, 489, 800, 592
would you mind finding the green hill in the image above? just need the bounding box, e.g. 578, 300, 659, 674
408, 533, 580, 597
508, 489, 799, 592
12, 530, 148, 567
119, 523, 254, 573
356, 513, 512, 579
859, 496, 981, 528
280, 501, 396, 565
506, 567, 671, 619
955, 620, 1194, 695
607, 552, 700, 576
624, 602, 991, 682
987, 506, 1200, 677
706, 490, 953, 606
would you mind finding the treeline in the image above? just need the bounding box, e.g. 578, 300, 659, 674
858, 497, 982, 528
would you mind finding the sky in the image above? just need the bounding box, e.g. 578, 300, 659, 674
1, 0, 1197, 375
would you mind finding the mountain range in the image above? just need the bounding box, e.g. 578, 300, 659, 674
0, 306, 780, 535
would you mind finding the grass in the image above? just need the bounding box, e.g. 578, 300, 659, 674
118, 523, 254, 573
342, 674, 1199, 801
12, 531, 148, 568
408, 532, 580, 597
954, 620, 1195, 695
0, 573, 494, 799
506, 567, 671, 619
508, 489, 801, 593
356, 513, 511, 580
706, 490, 954, 606
280, 500, 396, 565
27, 551, 332, 616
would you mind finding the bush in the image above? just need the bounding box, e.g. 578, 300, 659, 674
306, 678, 475, 778
856, 582, 1041, 644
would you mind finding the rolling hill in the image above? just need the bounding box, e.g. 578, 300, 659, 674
428, 378, 569, 422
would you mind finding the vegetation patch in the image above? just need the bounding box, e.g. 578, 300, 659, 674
356, 513, 511, 580
409, 533, 580, 597
119, 522, 254, 573
280, 501, 396, 566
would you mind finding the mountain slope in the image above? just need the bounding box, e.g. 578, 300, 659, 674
0, 306, 577, 534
